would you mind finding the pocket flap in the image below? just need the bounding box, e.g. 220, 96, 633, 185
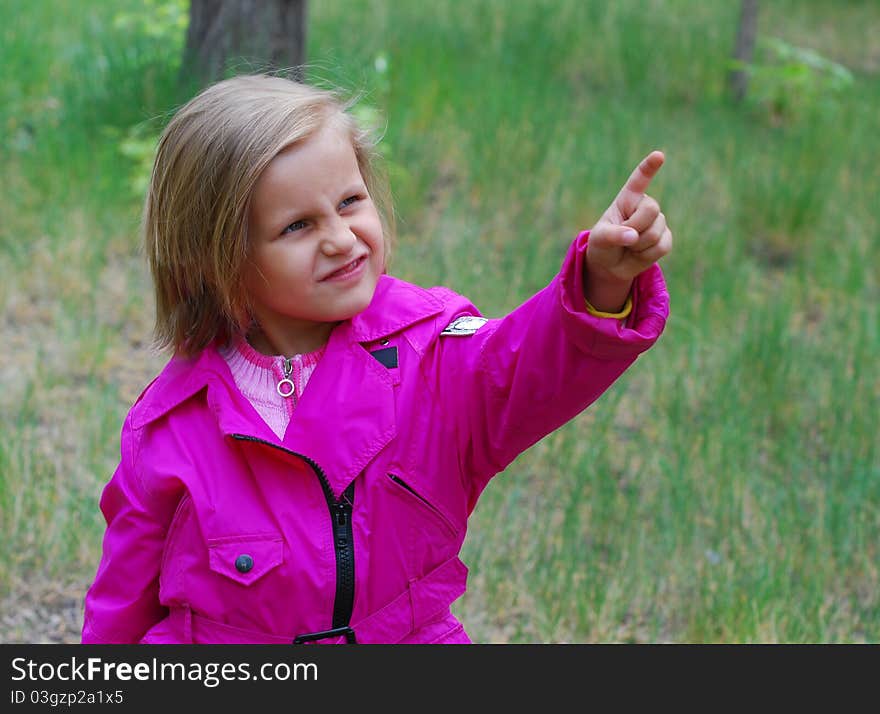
207, 533, 284, 587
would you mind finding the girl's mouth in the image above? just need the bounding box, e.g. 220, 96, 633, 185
322, 255, 367, 282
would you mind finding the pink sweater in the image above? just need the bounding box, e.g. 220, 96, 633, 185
219, 335, 325, 439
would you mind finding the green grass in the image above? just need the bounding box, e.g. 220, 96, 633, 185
1, 0, 877, 642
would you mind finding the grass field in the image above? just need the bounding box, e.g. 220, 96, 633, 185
1, 0, 877, 643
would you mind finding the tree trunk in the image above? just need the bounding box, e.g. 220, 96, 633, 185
181, 0, 307, 88
729, 0, 758, 102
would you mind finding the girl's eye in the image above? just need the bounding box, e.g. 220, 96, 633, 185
282, 220, 307, 235
339, 195, 360, 209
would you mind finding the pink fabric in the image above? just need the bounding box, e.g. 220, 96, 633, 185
219, 335, 325, 440
82, 231, 669, 644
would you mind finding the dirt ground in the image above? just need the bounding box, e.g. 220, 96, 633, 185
2, 577, 88, 644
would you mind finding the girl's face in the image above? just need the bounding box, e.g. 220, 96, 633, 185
243, 124, 385, 354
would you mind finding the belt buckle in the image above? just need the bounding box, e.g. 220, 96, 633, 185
293, 625, 357, 644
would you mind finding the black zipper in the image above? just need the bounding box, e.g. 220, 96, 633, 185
329, 481, 356, 630
231, 434, 356, 638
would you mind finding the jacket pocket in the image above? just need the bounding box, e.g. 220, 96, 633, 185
207, 532, 284, 587
387, 474, 458, 537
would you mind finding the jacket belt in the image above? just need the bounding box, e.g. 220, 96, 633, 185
168, 555, 468, 644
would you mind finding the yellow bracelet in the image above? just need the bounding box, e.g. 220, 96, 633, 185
584, 294, 633, 319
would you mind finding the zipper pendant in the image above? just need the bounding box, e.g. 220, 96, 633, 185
277, 357, 295, 398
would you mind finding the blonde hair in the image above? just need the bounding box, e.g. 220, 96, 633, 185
144, 73, 394, 357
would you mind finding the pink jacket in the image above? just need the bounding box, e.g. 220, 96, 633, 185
81, 231, 669, 644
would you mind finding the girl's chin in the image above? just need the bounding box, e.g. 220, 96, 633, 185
325, 281, 379, 320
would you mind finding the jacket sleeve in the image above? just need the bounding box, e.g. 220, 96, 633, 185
426, 230, 669, 511
81, 414, 180, 643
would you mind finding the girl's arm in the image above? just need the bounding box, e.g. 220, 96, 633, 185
82, 415, 180, 643
425, 153, 672, 511
429, 234, 668, 512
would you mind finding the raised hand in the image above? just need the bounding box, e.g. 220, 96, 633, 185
585, 151, 673, 301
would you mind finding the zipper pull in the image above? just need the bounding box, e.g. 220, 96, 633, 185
277, 357, 295, 398
334, 501, 349, 527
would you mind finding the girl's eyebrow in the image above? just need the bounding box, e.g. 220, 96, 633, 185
262, 197, 314, 233
339, 181, 367, 197
251, 203, 305, 238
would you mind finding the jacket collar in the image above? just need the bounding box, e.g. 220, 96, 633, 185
348, 273, 444, 343
130, 275, 444, 499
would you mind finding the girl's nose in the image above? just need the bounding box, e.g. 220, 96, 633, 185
320, 217, 357, 255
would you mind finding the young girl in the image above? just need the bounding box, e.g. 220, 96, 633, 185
81, 74, 671, 644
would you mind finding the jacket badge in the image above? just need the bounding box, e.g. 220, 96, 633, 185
440, 315, 489, 336
370, 345, 398, 368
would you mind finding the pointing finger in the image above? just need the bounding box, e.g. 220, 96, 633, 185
620, 150, 665, 198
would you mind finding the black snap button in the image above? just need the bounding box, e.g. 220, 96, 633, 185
235, 554, 254, 573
